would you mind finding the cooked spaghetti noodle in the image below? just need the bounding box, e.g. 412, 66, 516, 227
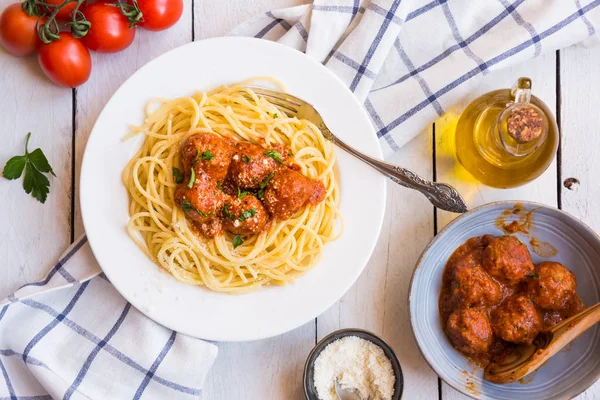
122, 79, 341, 293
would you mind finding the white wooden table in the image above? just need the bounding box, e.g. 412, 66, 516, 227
1, 1, 599, 399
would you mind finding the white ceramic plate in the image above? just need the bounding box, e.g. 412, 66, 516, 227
80, 37, 386, 342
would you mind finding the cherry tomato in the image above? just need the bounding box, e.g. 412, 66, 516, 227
82, 1, 135, 53
38, 33, 91, 87
0, 3, 42, 56
137, 0, 182, 31
43, 0, 77, 20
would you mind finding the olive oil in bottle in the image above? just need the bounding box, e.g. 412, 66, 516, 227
455, 77, 559, 188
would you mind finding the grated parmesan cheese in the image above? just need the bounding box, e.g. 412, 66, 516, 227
314, 336, 395, 400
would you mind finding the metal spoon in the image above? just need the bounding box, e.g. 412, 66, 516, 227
334, 378, 362, 400
485, 301, 600, 384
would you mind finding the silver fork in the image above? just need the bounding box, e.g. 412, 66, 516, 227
247, 86, 468, 213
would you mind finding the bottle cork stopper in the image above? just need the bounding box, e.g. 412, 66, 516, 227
507, 106, 543, 142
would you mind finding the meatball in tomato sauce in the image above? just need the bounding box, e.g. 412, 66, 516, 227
483, 235, 534, 286
174, 169, 224, 237
181, 133, 235, 181
222, 195, 270, 236
527, 262, 577, 310
451, 256, 502, 308
491, 295, 541, 345
229, 142, 289, 189
262, 167, 326, 220
446, 308, 493, 355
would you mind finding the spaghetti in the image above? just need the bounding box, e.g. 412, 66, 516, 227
122, 79, 341, 293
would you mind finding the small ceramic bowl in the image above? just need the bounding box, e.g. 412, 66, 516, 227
303, 329, 404, 400
409, 201, 600, 400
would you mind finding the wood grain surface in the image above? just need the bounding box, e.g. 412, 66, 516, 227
0, 1, 598, 398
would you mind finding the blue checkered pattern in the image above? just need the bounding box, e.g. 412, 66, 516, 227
0, 237, 217, 399
232, 0, 600, 157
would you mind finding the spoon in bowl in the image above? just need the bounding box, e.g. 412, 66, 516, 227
334, 378, 362, 400
485, 301, 600, 384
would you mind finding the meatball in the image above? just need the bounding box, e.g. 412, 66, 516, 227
229, 142, 289, 189
262, 168, 326, 220
527, 262, 577, 310
222, 195, 270, 236
446, 308, 493, 355
181, 133, 235, 181
174, 169, 225, 237
491, 295, 541, 345
483, 235, 534, 285
451, 253, 502, 308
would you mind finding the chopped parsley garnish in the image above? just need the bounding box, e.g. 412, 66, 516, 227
188, 168, 196, 188
273, 113, 278, 119
201, 150, 214, 161
232, 235, 243, 249
242, 155, 251, 163
237, 187, 249, 199
197, 209, 211, 218
193, 148, 200, 165
256, 172, 275, 200
238, 208, 257, 221
531, 273, 540, 279
217, 181, 224, 191
2, 132, 55, 204
180, 200, 194, 213
180, 200, 212, 217
223, 204, 236, 220
173, 167, 184, 184
264, 150, 283, 164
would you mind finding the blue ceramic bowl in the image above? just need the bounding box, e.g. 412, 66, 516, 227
409, 201, 600, 400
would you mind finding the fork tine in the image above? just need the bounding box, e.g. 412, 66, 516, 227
248, 92, 300, 116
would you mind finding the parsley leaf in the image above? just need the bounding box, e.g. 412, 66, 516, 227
188, 168, 196, 188
196, 209, 211, 218
223, 204, 236, 220
237, 187, 249, 199
242, 155, 251, 163
257, 172, 275, 200
3, 155, 27, 180
2, 133, 54, 203
180, 200, 212, 217
217, 181, 224, 191
531, 273, 540, 279
193, 148, 200, 165
273, 113, 278, 119
238, 208, 257, 221
232, 234, 243, 249
180, 200, 194, 213
201, 150, 214, 161
264, 150, 283, 164
28, 148, 55, 176
173, 167, 184, 184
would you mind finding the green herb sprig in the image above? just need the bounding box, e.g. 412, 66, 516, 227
2, 133, 55, 204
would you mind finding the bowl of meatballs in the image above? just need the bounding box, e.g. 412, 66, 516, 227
409, 201, 600, 400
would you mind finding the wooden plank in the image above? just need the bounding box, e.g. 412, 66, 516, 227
194, 1, 316, 398
0, 0, 72, 296
436, 52, 558, 399
317, 128, 440, 400
73, 0, 193, 236
195, 0, 310, 38
560, 45, 600, 400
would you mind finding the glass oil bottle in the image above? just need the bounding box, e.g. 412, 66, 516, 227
455, 77, 559, 188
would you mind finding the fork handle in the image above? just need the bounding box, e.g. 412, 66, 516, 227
331, 136, 468, 213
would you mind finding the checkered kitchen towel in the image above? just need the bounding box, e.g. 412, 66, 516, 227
3, 1, 600, 399
233, 0, 600, 157
0, 237, 217, 399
